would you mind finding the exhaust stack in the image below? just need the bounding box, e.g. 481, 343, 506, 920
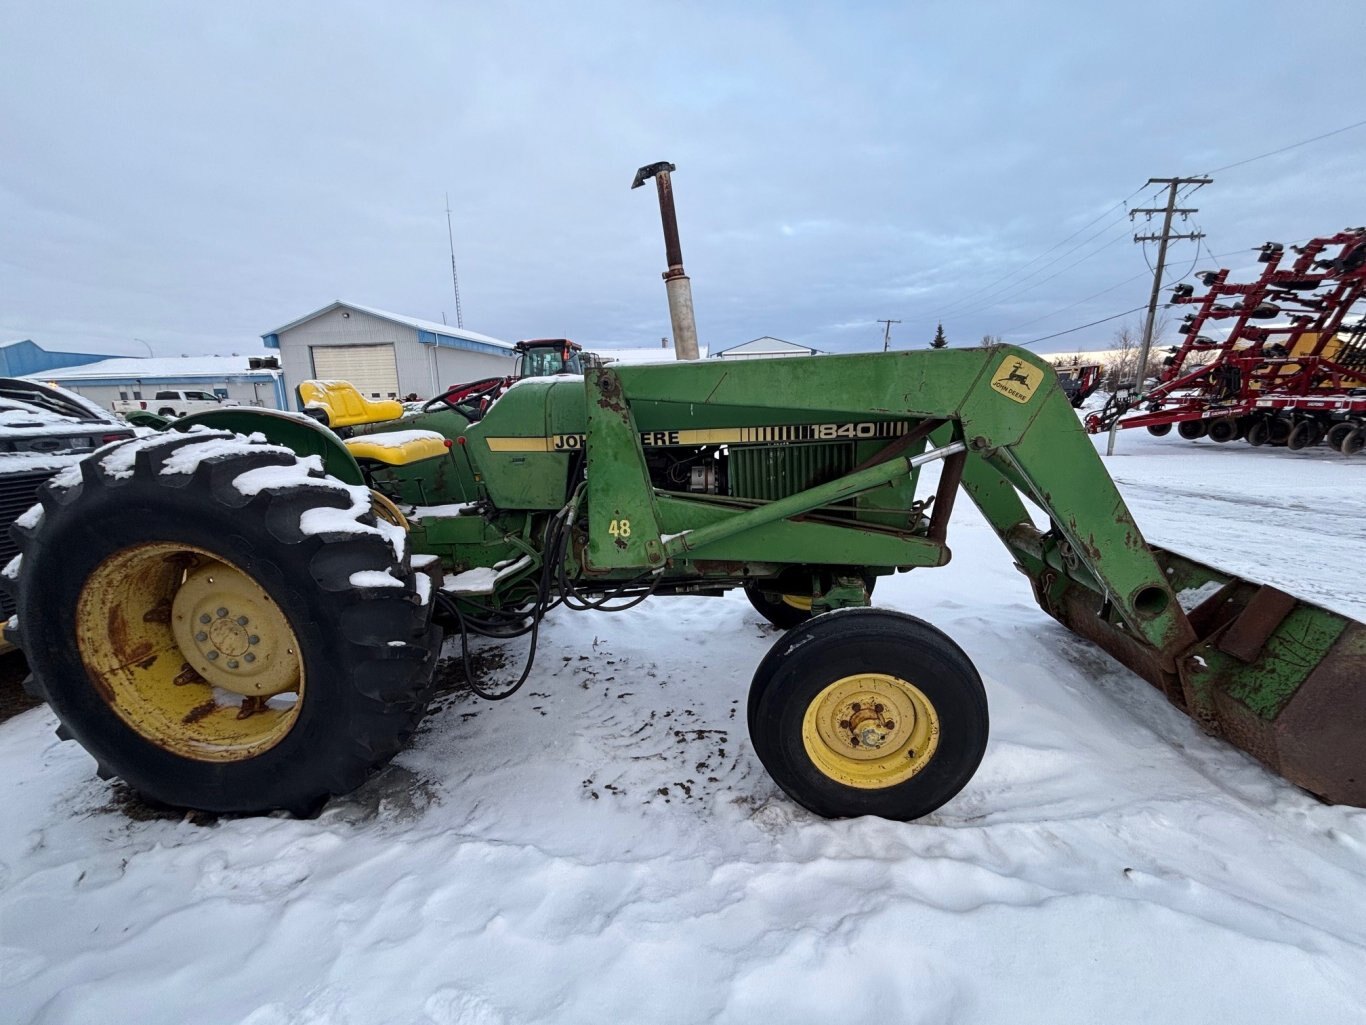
632, 161, 700, 361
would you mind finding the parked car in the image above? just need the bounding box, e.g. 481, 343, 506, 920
0, 378, 136, 645
113, 389, 239, 418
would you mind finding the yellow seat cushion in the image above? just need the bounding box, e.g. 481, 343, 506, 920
344, 430, 450, 467
298, 379, 404, 429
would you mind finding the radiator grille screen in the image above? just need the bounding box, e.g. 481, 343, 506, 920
728, 443, 855, 503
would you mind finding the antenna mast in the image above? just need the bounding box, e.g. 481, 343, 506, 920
445, 193, 465, 329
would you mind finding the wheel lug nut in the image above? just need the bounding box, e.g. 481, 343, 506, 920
851, 702, 861, 712
237, 616, 249, 626
195, 631, 208, 642
216, 607, 228, 618
884, 720, 895, 729
850, 735, 860, 746
874, 704, 884, 714
206, 651, 219, 661
839, 719, 852, 729
248, 635, 260, 645
227, 659, 239, 669
244, 653, 256, 663
199, 614, 211, 624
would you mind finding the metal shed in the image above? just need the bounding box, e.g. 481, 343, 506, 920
262, 301, 514, 404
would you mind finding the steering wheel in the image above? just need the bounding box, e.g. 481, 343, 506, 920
423, 377, 509, 420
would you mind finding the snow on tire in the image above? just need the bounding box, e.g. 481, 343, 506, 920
1, 430, 442, 815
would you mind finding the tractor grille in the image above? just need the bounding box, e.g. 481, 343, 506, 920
0, 469, 58, 620
728, 442, 855, 502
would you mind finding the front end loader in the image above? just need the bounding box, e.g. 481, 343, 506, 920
4, 345, 1362, 819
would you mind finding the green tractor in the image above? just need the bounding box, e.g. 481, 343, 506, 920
5, 346, 1363, 819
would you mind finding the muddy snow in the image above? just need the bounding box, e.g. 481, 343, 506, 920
2, 430, 1363, 1024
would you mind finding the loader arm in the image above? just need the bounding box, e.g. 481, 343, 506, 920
591, 346, 1191, 649
582, 345, 1364, 806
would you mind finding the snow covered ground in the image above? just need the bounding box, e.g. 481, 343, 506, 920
2, 430, 1364, 1024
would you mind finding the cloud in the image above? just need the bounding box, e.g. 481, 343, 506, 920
0, 2, 1362, 359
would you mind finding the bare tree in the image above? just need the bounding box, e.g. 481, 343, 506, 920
1104, 323, 1140, 390
980, 334, 1004, 346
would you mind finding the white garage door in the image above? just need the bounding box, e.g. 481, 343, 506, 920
310, 344, 400, 399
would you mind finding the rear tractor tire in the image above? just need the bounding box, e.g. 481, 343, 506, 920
1, 430, 441, 815
747, 608, 988, 821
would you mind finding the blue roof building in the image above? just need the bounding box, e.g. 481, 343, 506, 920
0, 339, 109, 377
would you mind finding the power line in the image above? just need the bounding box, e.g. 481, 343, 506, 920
1203, 117, 1366, 175
1010, 234, 1313, 349
1000, 270, 1148, 335
1020, 304, 1161, 347
960, 224, 1134, 318
939, 214, 1134, 320
925, 185, 1149, 317
1004, 238, 1199, 338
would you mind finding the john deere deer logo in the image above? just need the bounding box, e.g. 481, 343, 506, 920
990, 355, 1043, 404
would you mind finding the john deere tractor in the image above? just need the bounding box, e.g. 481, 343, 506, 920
5, 346, 1362, 819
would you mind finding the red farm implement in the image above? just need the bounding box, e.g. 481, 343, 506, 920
1086, 227, 1366, 454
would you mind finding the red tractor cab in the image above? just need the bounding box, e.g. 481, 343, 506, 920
512, 338, 590, 378
428, 339, 597, 421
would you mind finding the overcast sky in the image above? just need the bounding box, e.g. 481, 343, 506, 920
3, 1, 1363, 359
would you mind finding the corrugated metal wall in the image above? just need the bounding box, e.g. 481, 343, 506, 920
275, 308, 511, 403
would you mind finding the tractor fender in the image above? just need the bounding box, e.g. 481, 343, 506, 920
172, 407, 365, 485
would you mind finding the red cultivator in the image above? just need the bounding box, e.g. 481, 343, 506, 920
1086, 227, 1366, 454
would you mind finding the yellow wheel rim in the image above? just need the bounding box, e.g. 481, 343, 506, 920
370, 491, 409, 532
780, 594, 813, 611
801, 673, 940, 789
76, 542, 305, 762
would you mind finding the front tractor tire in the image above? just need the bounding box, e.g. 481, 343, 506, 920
2, 431, 441, 815
748, 609, 988, 821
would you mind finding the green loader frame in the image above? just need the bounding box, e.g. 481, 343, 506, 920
6, 344, 1361, 819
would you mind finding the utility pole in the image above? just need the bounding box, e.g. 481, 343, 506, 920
1106, 175, 1209, 456
877, 319, 901, 352
445, 193, 465, 330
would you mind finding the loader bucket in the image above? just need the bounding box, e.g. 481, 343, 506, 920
1035, 545, 1366, 807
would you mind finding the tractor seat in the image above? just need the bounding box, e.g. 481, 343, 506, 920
343, 430, 451, 467
298, 379, 404, 429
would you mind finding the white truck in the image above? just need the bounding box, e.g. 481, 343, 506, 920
114, 389, 240, 418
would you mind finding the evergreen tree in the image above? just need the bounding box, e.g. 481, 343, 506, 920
930, 323, 948, 349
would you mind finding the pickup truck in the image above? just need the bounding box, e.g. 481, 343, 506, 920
114, 389, 239, 418
0, 378, 136, 650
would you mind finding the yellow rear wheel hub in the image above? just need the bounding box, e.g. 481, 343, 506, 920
780, 594, 813, 611
76, 542, 305, 761
801, 673, 940, 789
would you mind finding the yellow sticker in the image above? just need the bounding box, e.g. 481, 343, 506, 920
990, 356, 1045, 404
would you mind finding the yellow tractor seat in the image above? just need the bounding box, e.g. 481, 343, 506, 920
343, 429, 451, 467
298, 379, 404, 429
